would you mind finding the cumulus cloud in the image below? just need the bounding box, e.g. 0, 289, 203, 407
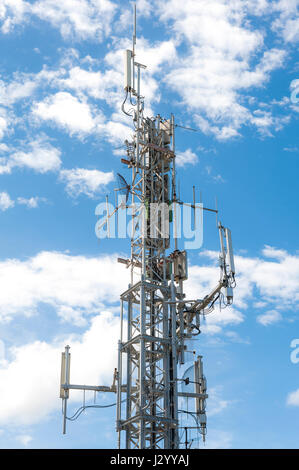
0, 191, 14, 211
176, 148, 198, 167
0, 77, 38, 107
59, 167, 114, 197
0, 251, 128, 322
0, 0, 29, 34
4, 245, 294, 331
0, 311, 120, 426
287, 388, 299, 407
17, 196, 46, 208
0, 108, 9, 139
256, 309, 282, 326
32, 92, 100, 135
272, 0, 299, 43
194, 246, 299, 327
207, 386, 231, 417
58, 67, 107, 100
4, 137, 62, 174
0, 244, 297, 427
0, 0, 117, 40
0, 192, 45, 211
156, 0, 290, 139
0, 0, 296, 146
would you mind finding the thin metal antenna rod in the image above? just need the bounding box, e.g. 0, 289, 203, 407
132, 3, 136, 91
172, 113, 178, 251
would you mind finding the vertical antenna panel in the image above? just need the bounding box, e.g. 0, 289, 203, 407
124, 50, 132, 91
60, 349, 71, 399
218, 223, 226, 263
225, 228, 235, 275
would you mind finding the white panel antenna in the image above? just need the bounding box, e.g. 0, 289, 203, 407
124, 50, 132, 91
225, 227, 235, 275
60, 345, 71, 434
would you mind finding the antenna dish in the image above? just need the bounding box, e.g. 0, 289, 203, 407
116, 173, 131, 202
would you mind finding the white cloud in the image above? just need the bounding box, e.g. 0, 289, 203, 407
0, 244, 298, 429
0, 0, 29, 34
17, 196, 46, 208
156, 1, 289, 139
0, 108, 9, 139
0, 311, 120, 426
6, 137, 62, 173
59, 167, 114, 197
256, 309, 282, 326
262, 245, 288, 260
207, 387, 230, 417
32, 92, 99, 135
290, 79, 299, 111
0, 77, 38, 107
58, 66, 105, 100
287, 388, 299, 406
158, 0, 263, 56
0, 0, 116, 40
198, 246, 299, 315
31, 0, 116, 41
272, 0, 299, 43
0, 192, 45, 211
176, 148, 198, 167
250, 109, 290, 136
257, 48, 286, 73
0, 191, 14, 211
0, 251, 128, 322
97, 117, 133, 145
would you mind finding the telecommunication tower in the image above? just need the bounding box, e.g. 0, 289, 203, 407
59, 5, 236, 449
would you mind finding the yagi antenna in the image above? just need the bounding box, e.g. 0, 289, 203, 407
175, 124, 199, 132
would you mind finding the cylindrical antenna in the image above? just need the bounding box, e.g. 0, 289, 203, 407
132, 4, 136, 91
215, 196, 218, 227
133, 3, 136, 49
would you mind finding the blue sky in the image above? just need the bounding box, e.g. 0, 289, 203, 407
0, 0, 298, 449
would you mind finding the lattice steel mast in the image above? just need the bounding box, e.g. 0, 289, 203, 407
59, 5, 236, 450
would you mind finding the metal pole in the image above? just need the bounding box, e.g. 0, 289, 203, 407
170, 275, 178, 448
63, 345, 70, 435
117, 339, 122, 449
171, 114, 178, 251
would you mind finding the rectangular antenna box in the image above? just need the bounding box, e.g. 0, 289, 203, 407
124, 50, 132, 91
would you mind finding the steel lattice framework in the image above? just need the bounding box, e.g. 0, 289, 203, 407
117, 111, 181, 448
59, 7, 236, 450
